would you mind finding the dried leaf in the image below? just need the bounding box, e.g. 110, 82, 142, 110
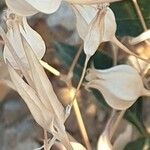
8, 65, 54, 131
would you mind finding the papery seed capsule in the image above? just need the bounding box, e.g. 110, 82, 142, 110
85, 65, 150, 110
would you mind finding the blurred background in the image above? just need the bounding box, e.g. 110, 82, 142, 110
0, 0, 150, 150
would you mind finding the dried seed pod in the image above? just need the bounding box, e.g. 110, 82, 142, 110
3, 13, 45, 69
5, 0, 38, 16
73, 4, 150, 64
73, 4, 116, 57
6, 0, 62, 16
84, 7, 116, 56
72, 4, 98, 40
85, 65, 150, 110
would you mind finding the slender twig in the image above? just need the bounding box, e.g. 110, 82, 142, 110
40, 60, 60, 76
71, 56, 90, 105
70, 89, 92, 150
44, 129, 48, 150
109, 110, 126, 140
65, 44, 91, 150
67, 44, 83, 82
131, 0, 150, 76
38, 44, 91, 149
131, 0, 147, 31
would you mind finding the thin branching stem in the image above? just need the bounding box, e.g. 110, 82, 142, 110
131, 0, 147, 31
44, 129, 48, 150
113, 37, 150, 63
67, 44, 83, 82
40, 60, 60, 76
71, 56, 90, 104
109, 110, 126, 140
73, 99, 92, 150
65, 45, 91, 150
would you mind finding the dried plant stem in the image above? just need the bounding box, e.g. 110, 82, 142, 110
40, 60, 60, 76
109, 110, 126, 140
65, 45, 91, 149
73, 98, 92, 150
113, 37, 150, 63
131, 0, 147, 31
38, 46, 91, 149
44, 130, 48, 150
72, 56, 90, 104
67, 44, 83, 81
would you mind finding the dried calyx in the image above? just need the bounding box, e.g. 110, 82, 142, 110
85, 65, 150, 110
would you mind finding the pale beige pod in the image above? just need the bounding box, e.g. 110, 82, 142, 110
5, 0, 38, 16
83, 7, 116, 57
73, 5, 116, 57
25, 0, 62, 14
6, 0, 62, 16
4, 16, 46, 69
72, 4, 98, 40
85, 65, 150, 110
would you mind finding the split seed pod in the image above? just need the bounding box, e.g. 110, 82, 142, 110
73, 4, 116, 57
73, 4, 150, 64
6, 0, 62, 16
85, 65, 150, 110
3, 13, 45, 69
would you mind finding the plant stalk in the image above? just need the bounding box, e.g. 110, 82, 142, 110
109, 110, 126, 140
131, 0, 147, 31
73, 98, 92, 150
